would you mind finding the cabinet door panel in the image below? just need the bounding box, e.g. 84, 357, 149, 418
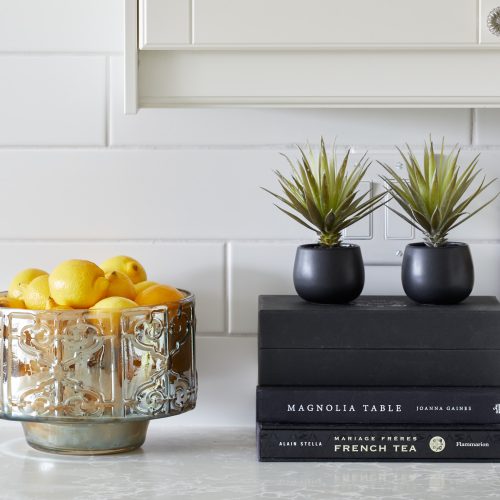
140, 0, 191, 48
194, 0, 477, 45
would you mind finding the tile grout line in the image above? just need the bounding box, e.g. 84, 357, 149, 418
224, 242, 231, 335
471, 108, 478, 146
190, 0, 195, 45
0, 239, 230, 244
1, 144, 500, 152
0, 238, 498, 244
105, 56, 110, 147
0, 51, 122, 56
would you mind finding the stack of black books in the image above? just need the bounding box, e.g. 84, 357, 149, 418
257, 295, 500, 461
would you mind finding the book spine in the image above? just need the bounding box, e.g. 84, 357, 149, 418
258, 349, 500, 386
257, 387, 500, 424
258, 424, 500, 461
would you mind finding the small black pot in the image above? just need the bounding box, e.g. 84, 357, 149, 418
402, 242, 474, 305
293, 244, 365, 304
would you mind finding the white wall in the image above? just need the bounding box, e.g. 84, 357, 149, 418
2, 0, 500, 426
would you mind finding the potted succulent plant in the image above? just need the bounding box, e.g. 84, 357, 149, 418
263, 139, 385, 304
380, 139, 498, 305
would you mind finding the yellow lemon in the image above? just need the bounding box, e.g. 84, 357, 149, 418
91, 297, 138, 311
45, 297, 73, 310
105, 271, 136, 300
90, 297, 139, 336
135, 284, 184, 306
49, 259, 109, 309
8, 268, 47, 300
100, 256, 147, 284
134, 280, 157, 295
23, 275, 51, 310
0, 296, 25, 309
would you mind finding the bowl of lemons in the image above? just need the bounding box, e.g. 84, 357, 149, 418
0, 256, 197, 455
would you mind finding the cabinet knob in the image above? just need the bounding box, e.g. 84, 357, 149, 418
487, 6, 500, 36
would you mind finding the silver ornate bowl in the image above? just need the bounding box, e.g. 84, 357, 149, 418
0, 290, 197, 455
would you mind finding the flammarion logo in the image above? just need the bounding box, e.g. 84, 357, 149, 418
429, 436, 446, 453
493, 404, 500, 415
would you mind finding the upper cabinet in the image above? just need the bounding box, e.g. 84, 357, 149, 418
142, 0, 478, 47
126, 0, 500, 111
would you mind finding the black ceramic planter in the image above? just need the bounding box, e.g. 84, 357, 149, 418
293, 244, 365, 304
402, 242, 474, 305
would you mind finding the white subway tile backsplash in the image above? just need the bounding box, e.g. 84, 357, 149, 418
0, 149, 303, 239
0, 56, 106, 146
111, 58, 472, 147
177, 336, 257, 427
469, 244, 500, 297
0, 1, 122, 52
474, 110, 500, 145
363, 266, 404, 295
227, 242, 297, 334
2, 149, 499, 242
0, 242, 225, 334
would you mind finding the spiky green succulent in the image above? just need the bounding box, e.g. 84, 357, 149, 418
263, 139, 386, 247
380, 139, 498, 248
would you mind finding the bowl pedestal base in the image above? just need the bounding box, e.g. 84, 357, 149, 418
22, 420, 149, 455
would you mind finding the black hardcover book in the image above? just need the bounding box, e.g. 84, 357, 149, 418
258, 424, 500, 461
259, 295, 500, 350
258, 295, 500, 387
257, 387, 500, 424
258, 349, 500, 386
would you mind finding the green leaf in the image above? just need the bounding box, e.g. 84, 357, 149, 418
304, 190, 324, 230
274, 205, 317, 232
380, 138, 498, 246
263, 139, 389, 246
324, 209, 336, 232
448, 192, 500, 231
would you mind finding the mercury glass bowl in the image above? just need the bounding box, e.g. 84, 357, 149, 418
0, 290, 197, 455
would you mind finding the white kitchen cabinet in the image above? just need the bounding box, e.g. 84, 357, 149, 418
190, 0, 475, 46
126, 0, 500, 111
139, 0, 191, 47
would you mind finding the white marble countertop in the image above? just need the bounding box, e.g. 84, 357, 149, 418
1, 420, 500, 500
